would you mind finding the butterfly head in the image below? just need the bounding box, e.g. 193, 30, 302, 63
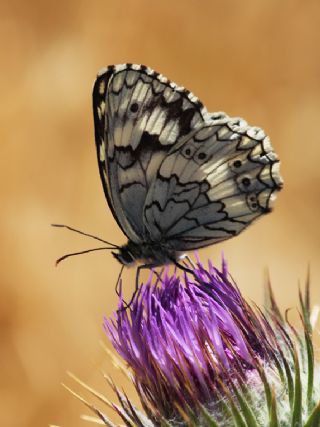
112, 246, 136, 266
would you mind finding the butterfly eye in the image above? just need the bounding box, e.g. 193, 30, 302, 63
130, 102, 139, 113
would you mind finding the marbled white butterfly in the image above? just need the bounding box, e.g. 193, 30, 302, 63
90, 64, 283, 269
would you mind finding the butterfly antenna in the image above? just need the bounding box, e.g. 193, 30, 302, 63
55, 246, 115, 266
52, 223, 119, 248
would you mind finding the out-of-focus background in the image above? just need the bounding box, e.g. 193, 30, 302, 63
1, 0, 319, 426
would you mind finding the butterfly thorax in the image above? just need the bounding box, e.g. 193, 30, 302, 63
112, 240, 175, 266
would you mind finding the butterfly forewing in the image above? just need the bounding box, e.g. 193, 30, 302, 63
93, 64, 208, 243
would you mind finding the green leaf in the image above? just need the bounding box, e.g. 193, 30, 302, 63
175, 402, 198, 427
299, 269, 312, 335
252, 357, 272, 413
269, 388, 280, 427
304, 402, 320, 427
264, 274, 284, 323
229, 381, 260, 427
198, 404, 220, 427
160, 419, 175, 427
281, 351, 294, 408
305, 327, 315, 412
214, 390, 234, 425
219, 386, 248, 427
291, 348, 302, 427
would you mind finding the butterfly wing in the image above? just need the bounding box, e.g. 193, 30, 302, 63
92, 64, 209, 243
143, 115, 283, 250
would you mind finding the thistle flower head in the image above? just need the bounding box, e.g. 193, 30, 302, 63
106, 259, 272, 418
70, 257, 320, 426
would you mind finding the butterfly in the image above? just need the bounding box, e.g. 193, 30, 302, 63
90, 63, 283, 271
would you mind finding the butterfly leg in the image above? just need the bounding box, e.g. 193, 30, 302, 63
120, 263, 156, 311
170, 257, 195, 276
170, 258, 214, 297
115, 264, 125, 297
153, 267, 165, 285
182, 255, 196, 270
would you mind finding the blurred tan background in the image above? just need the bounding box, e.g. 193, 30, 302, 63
1, 0, 320, 426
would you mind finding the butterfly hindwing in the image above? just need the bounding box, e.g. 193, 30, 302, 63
93, 64, 208, 243
143, 116, 282, 250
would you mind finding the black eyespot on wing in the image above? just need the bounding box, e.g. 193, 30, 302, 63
233, 160, 242, 168
198, 152, 206, 160
246, 194, 259, 212
242, 177, 251, 187
130, 102, 139, 113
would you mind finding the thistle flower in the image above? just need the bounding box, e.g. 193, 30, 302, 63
67, 257, 320, 426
